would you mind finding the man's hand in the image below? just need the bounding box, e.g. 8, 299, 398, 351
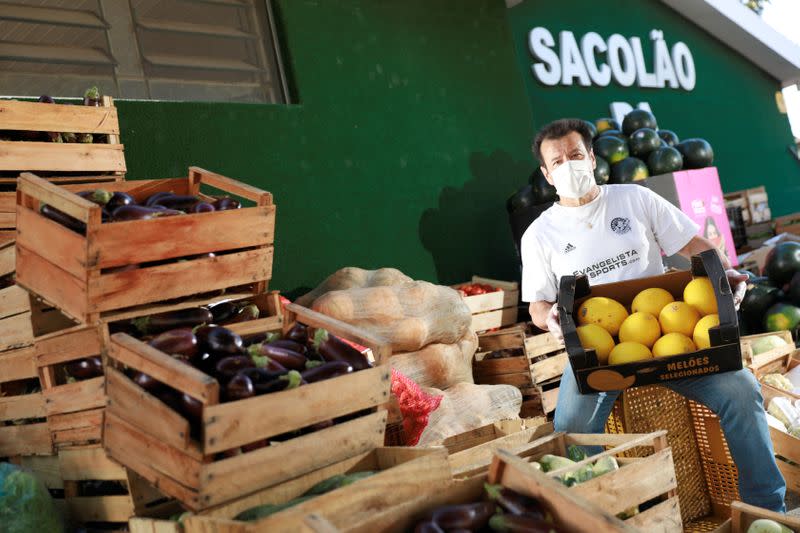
726, 269, 748, 310
546, 303, 563, 342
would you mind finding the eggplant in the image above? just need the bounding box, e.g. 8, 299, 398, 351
77, 189, 112, 206
130, 370, 162, 393
41, 204, 86, 234
488, 513, 560, 532
144, 191, 174, 206
152, 194, 200, 211
300, 361, 352, 383
212, 197, 241, 210
112, 205, 182, 221
430, 502, 495, 530
83, 86, 102, 106
485, 484, 545, 518
65, 357, 103, 380
214, 356, 255, 385
197, 326, 244, 356
192, 202, 215, 213
256, 370, 302, 395
38, 95, 55, 104
225, 373, 255, 401
227, 304, 260, 324
155, 389, 182, 412
241, 332, 269, 346
133, 307, 213, 336
61, 132, 77, 143
285, 323, 308, 344
414, 522, 445, 533
237, 366, 287, 385
269, 339, 307, 355
179, 393, 203, 424
207, 301, 239, 323
76, 133, 93, 143
248, 343, 306, 371
104, 191, 135, 214
147, 328, 198, 362
313, 329, 370, 370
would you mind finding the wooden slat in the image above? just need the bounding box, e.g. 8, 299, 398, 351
448, 424, 556, 477
48, 407, 104, 434
570, 449, 677, 515
490, 451, 637, 533
626, 497, 682, 533
729, 500, 800, 532
471, 306, 518, 332
0, 309, 34, 350
286, 303, 392, 364
203, 366, 390, 452
532, 352, 568, 383
0, 284, 29, 319
90, 205, 275, 268
42, 376, 105, 416
35, 325, 100, 367
103, 290, 253, 323
0, 392, 45, 421
0, 99, 119, 134
199, 411, 388, 509
0, 4, 108, 28
108, 333, 219, 404
776, 459, 800, 493
16, 249, 87, 323
18, 172, 99, 221
525, 332, 564, 356
62, 178, 189, 202
473, 371, 533, 388
0, 346, 37, 381
104, 411, 203, 493
0, 212, 14, 230
59, 445, 127, 480
90, 247, 272, 313
235, 448, 452, 532
128, 517, 182, 533
106, 367, 191, 451
0, 239, 15, 275
14, 455, 63, 489
16, 205, 87, 279
474, 356, 530, 376
191, 167, 272, 204
1, 142, 126, 172
0, 422, 52, 456
67, 495, 134, 524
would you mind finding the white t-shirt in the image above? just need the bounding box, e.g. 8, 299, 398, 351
521, 184, 699, 303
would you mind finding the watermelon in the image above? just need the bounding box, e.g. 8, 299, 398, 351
622, 110, 657, 135
787, 272, 800, 306
764, 242, 800, 286
740, 283, 781, 332
647, 146, 683, 175
507, 184, 537, 213
593, 136, 629, 164
658, 129, 679, 147
628, 128, 661, 158
594, 118, 620, 134
610, 157, 648, 184
583, 120, 598, 139
764, 303, 800, 333
594, 157, 610, 185
676, 138, 714, 169
529, 168, 557, 204
598, 129, 626, 140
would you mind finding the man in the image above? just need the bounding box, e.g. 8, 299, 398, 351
521, 118, 786, 512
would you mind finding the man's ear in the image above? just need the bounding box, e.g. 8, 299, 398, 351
589, 149, 597, 171
541, 166, 554, 186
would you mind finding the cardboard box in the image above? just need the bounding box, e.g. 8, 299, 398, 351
559, 250, 742, 394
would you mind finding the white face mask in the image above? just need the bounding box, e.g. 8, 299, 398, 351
548, 159, 595, 199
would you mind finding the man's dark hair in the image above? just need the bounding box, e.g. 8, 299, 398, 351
533, 118, 594, 165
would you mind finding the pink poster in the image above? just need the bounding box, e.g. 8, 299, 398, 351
672, 167, 738, 267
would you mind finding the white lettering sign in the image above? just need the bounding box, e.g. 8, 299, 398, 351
528, 28, 696, 91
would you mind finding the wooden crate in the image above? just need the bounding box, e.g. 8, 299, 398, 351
454, 276, 519, 332
755, 369, 800, 493
712, 501, 800, 533
473, 328, 566, 417
309, 448, 642, 533
448, 427, 681, 531
104, 302, 392, 512
438, 418, 530, 454
15, 168, 275, 324
0, 346, 53, 457
740, 330, 795, 367
58, 444, 170, 527
169, 447, 450, 533
774, 212, 800, 236
0, 96, 125, 231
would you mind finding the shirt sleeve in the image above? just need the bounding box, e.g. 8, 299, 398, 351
521, 228, 558, 303
638, 186, 700, 256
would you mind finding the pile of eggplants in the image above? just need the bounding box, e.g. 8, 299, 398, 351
111, 300, 372, 452
413, 483, 562, 533
40, 187, 243, 235
0, 89, 107, 144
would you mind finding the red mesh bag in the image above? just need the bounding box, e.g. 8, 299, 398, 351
391, 369, 443, 446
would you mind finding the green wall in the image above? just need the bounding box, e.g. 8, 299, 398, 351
506, 0, 800, 213
116, 0, 535, 295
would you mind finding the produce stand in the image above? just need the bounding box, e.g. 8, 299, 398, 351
104, 302, 392, 511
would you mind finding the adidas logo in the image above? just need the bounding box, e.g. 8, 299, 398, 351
564, 243, 576, 254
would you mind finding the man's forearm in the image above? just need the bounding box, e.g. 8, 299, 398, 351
678, 235, 731, 269
529, 301, 554, 331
